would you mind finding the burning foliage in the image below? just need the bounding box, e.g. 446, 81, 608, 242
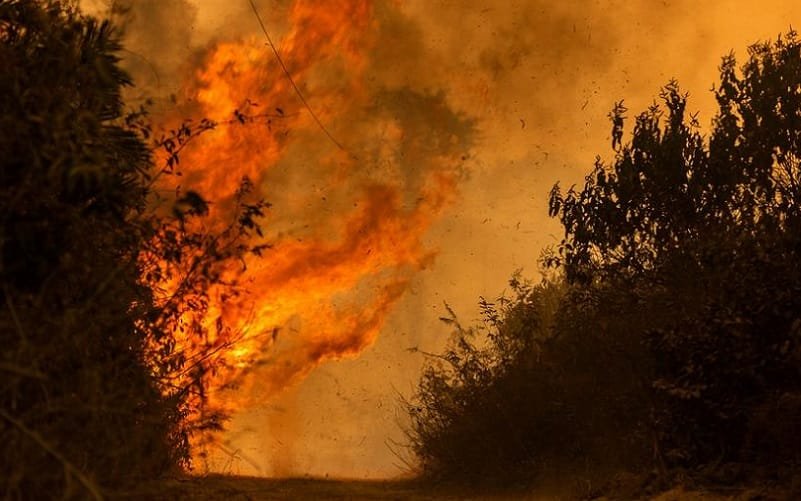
141, 0, 474, 467
1, 0, 477, 493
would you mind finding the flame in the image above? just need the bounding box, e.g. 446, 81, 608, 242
148, 0, 469, 460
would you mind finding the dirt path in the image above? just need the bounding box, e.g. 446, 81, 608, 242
114, 475, 786, 500
116, 475, 558, 500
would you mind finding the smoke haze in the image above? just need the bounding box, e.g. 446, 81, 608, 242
81, 0, 801, 478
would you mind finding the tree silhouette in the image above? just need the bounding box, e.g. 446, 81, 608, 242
0, 1, 268, 497
548, 31, 801, 467
410, 31, 801, 490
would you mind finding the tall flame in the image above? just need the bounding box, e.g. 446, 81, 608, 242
151, 0, 471, 458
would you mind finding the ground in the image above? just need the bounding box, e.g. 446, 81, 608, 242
113, 475, 794, 500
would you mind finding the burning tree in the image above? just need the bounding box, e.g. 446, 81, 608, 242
1, 0, 476, 492
132, 0, 474, 473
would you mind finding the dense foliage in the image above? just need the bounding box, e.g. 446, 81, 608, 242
0, 1, 266, 498
409, 32, 801, 492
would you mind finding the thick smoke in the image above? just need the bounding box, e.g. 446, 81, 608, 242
81, 0, 801, 478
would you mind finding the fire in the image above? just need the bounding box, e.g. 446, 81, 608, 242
147, 0, 470, 464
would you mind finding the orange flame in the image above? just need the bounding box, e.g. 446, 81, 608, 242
150, 0, 469, 461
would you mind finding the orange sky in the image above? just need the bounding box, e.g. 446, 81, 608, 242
82, 0, 801, 478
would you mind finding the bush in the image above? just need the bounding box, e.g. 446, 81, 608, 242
0, 2, 175, 497
548, 32, 801, 469
409, 31, 801, 488
407, 277, 652, 485
0, 2, 267, 497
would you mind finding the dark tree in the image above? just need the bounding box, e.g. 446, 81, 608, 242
0, 1, 179, 497
409, 31, 801, 491
0, 1, 268, 498
548, 31, 801, 469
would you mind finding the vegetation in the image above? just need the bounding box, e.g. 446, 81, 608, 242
6, 0, 801, 497
408, 32, 801, 494
0, 1, 266, 498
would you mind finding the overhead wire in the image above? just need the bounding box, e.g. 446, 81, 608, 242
246, 0, 347, 152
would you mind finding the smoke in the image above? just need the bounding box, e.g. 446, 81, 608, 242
81, 0, 801, 478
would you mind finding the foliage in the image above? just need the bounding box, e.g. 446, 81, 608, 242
548, 30, 801, 468
408, 279, 556, 481
409, 31, 801, 488
0, 1, 268, 498
407, 277, 653, 487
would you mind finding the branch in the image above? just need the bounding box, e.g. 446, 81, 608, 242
0, 408, 103, 500
0, 363, 46, 380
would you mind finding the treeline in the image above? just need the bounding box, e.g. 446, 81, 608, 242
0, 1, 265, 498
408, 32, 801, 496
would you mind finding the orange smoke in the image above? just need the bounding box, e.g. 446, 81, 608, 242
148, 0, 469, 460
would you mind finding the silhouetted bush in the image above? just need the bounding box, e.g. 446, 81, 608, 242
548, 32, 801, 471
407, 277, 653, 487
0, 1, 267, 498
409, 31, 801, 489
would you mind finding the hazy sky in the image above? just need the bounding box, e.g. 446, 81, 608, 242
83, 0, 801, 478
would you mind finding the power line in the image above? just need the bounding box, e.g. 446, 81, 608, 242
246, 0, 346, 151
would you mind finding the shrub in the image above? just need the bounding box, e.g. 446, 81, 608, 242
407, 277, 653, 484
409, 31, 801, 488
0, 2, 267, 497
548, 32, 801, 468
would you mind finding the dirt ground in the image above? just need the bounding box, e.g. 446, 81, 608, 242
110, 475, 793, 500
114, 476, 549, 500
